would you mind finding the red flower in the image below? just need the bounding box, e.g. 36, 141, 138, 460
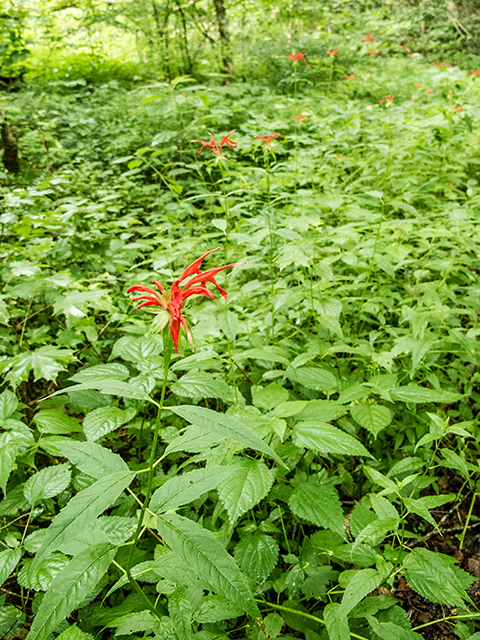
455, 105, 464, 112
367, 49, 376, 55
416, 83, 423, 87
384, 94, 394, 105
345, 73, 356, 79
362, 34, 374, 42
426, 89, 433, 94
327, 49, 339, 57
127, 248, 243, 352
437, 61, 446, 67
289, 51, 306, 63
191, 130, 237, 158
294, 115, 308, 122
469, 69, 480, 76
254, 133, 281, 146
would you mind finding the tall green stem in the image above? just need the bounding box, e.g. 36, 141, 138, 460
264, 150, 276, 341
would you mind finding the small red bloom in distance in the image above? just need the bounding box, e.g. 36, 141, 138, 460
367, 49, 376, 55
469, 69, 480, 76
379, 99, 385, 104
345, 73, 356, 79
384, 94, 394, 105
294, 115, 308, 121
191, 130, 237, 158
288, 51, 306, 63
254, 134, 281, 147
362, 34, 374, 42
426, 89, 433, 94
127, 248, 243, 352
327, 49, 339, 57
455, 105, 464, 112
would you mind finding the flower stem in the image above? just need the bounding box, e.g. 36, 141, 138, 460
265, 150, 276, 341
127, 330, 173, 575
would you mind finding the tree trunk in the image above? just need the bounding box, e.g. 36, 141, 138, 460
212, 0, 233, 82
1, 117, 19, 174
152, 0, 171, 79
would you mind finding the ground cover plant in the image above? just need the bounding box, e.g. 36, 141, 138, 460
3, 1, 480, 639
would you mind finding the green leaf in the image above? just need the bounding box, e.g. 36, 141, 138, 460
156, 513, 259, 618
32, 470, 135, 568
439, 449, 470, 477
293, 422, 372, 457
403, 494, 455, 531
70, 363, 129, 383
389, 385, 461, 404
354, 518, 399, 548
252, 384, 289, 411
168, 587, 193, 640
238, 347, 290, 366
171, 371, 234, 403
0, 389, 19, 422
18, 553, 70, 590
324, 602, 350, 640
24, 463, 71, 506
50, 379, 153, 403
82, 406, 135, 441
403, 548, 474, 608
111, 335, 163, 362
27, 543, 115, 640
0, 548, 22, 586
0, 442, 18, 493
272, 400, 306, 418
350, 404, 392, 437
2, 347, 75, 387
338, 569, 383, 616
53, 441, 129, 479
217, 458, 275, 523
366, 615, 420, 640
289, 483, 345, 538
57, 624, 94, 640
169, 405, 286, 467
194, 595, 243, 623
288, 367, 337, 391
150, 466, 231, 514
234, 534, 279, 584
34, 409, 82, 434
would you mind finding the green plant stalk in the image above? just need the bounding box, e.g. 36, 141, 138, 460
113, 560, 161, 621
127, 329, 173, 576
459, 492, 477, 550
264, 149, 276, 341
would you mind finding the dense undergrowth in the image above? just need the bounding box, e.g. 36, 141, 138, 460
2, 28, 480, 640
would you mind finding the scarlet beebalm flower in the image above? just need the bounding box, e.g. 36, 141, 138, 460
191, 130, 237, 160
345, 73, 356, 79
362, 34, 374, 42
367, 50, 376, 55
327, 49, 339, 57
426, 89, 434, 94
127, 248, 243, 352
288, 51, 306, 63
294, 115, 308, 122
469, 69, 480, 76
384, 94, 394, 106
254, 133, 281, 146
416, 83, 423, 87
455, 105, 465, 112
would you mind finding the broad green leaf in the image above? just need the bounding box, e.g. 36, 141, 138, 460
18, 552, 70, 590
264, 613, 283, 639
0, 548, 22, 586
403, 494, 455, 531
57, 624, 94, 640
389, 385, 461, 404
238, 347, 290, 366
168, 587, 193, 640
34, 409, 81, 434
288, 366, 337, 391
27, 544, 115, 640
0, 389, 19, 422
70, 363, 129, 383
296, 400, 347, 422
54, 441, 129, 478
338, 569, 383, 616
366, 615, 420, 640
24, 463, 71, 506
403, 548, 474, 608
150, 466, 231, 514
252, 384, 289, 411
0, 601, 24, 636
115, 611, 157, 635
234, 534, 279, 584
194, 595, 243, 623
272, 400, 306, 418
324, 602, 350, 640
82, 406, 136, 441
2, 347, 75, 387
293, 422, 372, 458
217, 458, 275, 523
439, 449, 471, 477
170, 405, 286, 467
53, 290, 111, 318
32, 470, 135, 568
289, 483, 345, 539
338, 384, 369, 404
0, 442, 18, 493
111, 335, 162, 362
156, 513, 259, 618
350, 404, 392, 438
165, 425, 223, 454
50, 379, 153, 403
354, 517, 399, 548
171, 371, 234, 403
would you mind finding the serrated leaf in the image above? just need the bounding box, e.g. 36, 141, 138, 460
0, 389, 19, 422
238, 347, 290, 366
403, 548, 473, 608
27, 544, 115, 640
111, 335, 162, 362
57, 624, 94, 640
389, 386, 461, 404
156, 513, 259, 618
2, 347, 75, 388
350, 404, 392, 437
54, 441, 129, 478
293, 422, 372, 457
169, 405, 286, 467
32, 470, 135, 568
354, 518, 399, 549
24, 463, 71, 506
234, 534, 279, 584
34, 409, 81, 434
324, 602, 350, 640
70, 363, 129, 383
338, 384, 369, 404
18, 552, 70, 590
272, 401, 306, 417
338, 569, 383, 616
252, 384, 289, 411
165, 425, 222, 454
288, 367, 337, 391
150, 466, 231, 514
194, 595, 243, 623
367, 615, 420, 640
171, 371, 234, 403
82, 406, 135, 441
168, 587, 193, 640
289, 483, 345, 538
50, 379, 153, 403
0, 548, 22, 586
402, 495, 455, 531
0, 442, 18, 493
217, 458, 274, 523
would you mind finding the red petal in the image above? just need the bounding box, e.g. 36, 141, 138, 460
177, 247, 221, 282
182, 286, 215, 301
137, 300, 161, 309
127, 285, 158, 295
152, 280, 165, 292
